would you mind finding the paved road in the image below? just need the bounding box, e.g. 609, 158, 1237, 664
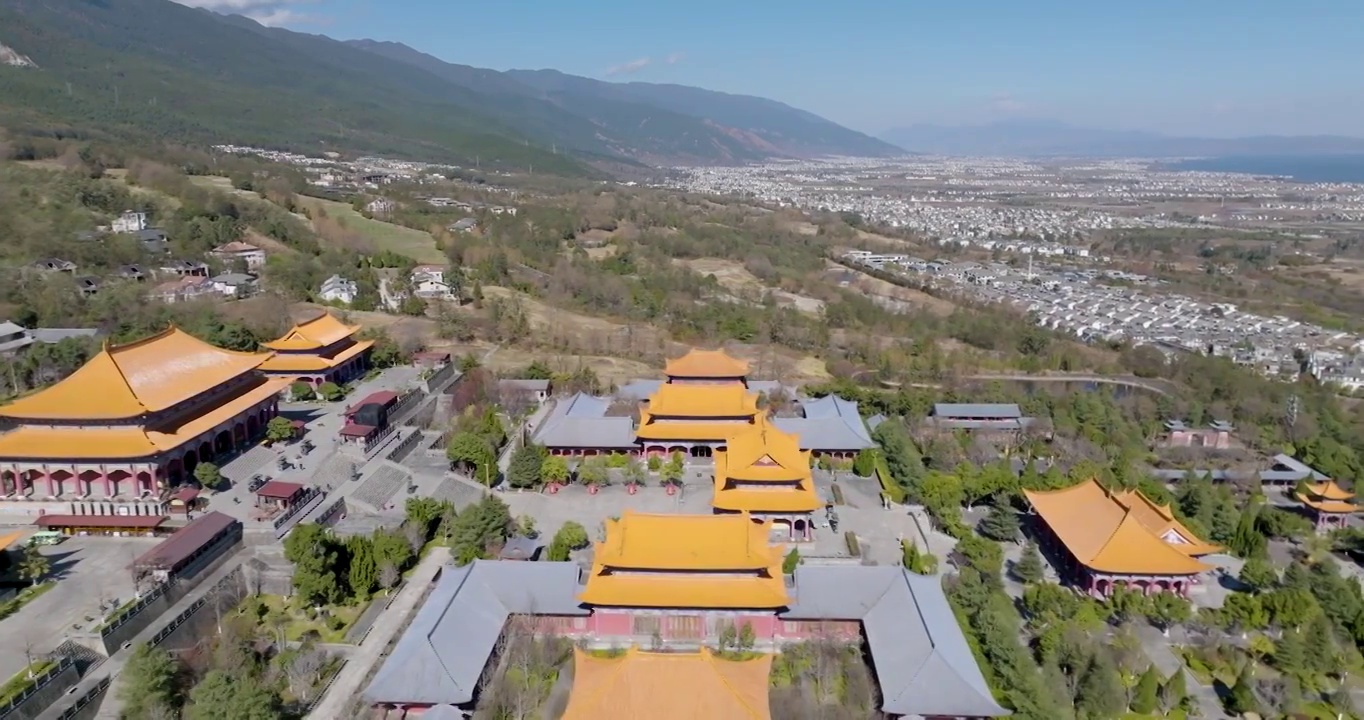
305, 547, 449, 720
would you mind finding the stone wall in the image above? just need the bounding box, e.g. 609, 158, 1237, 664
0, 658, 79, 720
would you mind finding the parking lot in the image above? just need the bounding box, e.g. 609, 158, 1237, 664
0, 536, 158, 682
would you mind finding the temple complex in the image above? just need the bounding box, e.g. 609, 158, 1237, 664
561, 647, 772, 720
636, 383, 760, 457
712, 418, 822, 541
365, 513, 1005, 719
0, 327, 290, 500
1296, 480, 1361, 532
258, 312, 373, 387
1025, 479, 1220, 597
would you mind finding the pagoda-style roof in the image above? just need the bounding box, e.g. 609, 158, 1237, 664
0, 327, 271, 421
580, 511, 788, 609
644, 383, 758, 418
594, 511, 782, 570
713, 419, 822, 514
259, 337, 373, 373
1297, 480, 1361, 514
0, 376, 291, 459
664, 348, 750, 379
562, 647, 771, 720
635, 415, 755, 443
1024, 479, 1219, 576
263, 312, 361, 352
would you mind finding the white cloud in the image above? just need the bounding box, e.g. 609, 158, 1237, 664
989, 92, 1027, 114
606, 57, 652, 76
171, 0, 326, 27
664, 52, 685, 65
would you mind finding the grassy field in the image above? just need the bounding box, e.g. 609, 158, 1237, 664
293, 195, 445, 264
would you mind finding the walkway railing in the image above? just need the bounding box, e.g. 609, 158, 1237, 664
0, 656, 72, 719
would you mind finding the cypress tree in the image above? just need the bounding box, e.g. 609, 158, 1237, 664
1225, 664, 1259, 716
1012, 542, 1044, 584
1161, 668, 1188, 713
1129, 665, 1161, 714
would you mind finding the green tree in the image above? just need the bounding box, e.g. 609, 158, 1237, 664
448, 494, 512, 565
553, 521, 590, 551
977, 501, 1020, 543
660, 452, 684, 485
1130, 665, 1161, 714
1149, 592, 1192, 632
578, 456, 609, 486
1075, 653, 1125, 719
265, 415, 295, 443
1012, 542, 1044, 584
283, 524, 343, 606
507, 443, 547, 488
1161, 669, 1189, 713
346, 535, 377, 599
541, 454, 570, 485
193, 461, 223, 490
18, 545, 49, 583
315, 381, 343, 401
1238, 557, 1280, 593
185, 671, 280, 720
1224, 663, 1259, 716
290, 381, 315, 401
851, 448, 877, 477
446, 431, 496, 483
119, 644, 181, 718
782, 548, 800, 575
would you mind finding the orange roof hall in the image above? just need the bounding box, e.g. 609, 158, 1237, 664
1024, 479, 1220, 597
580, 511, 789, 609
713, 418, 822, 540
0, 327, 289, 498
664, 348, 751, 382
259, 312, 373, 385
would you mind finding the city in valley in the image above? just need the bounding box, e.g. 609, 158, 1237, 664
3, 3, 1364, 720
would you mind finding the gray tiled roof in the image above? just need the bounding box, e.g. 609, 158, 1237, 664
420, 706, 463, 720
772, 395, 874, 452
533, 392, 636, 449
933, 403, 1023, 419
782, 566, 1008, 718
363, 561, 587, 706
615, 378, 663, 400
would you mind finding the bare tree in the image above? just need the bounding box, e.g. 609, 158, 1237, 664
377, 562, 399, 592
402, 521, 426, 556
285, 644, 330, 701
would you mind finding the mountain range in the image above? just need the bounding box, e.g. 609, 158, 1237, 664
0, 0, 899, 173
881, 120, 1364, 157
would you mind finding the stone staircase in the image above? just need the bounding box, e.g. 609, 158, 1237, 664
53, 639, 106, 674
429, 476, 486, 510
310, 453, 356, 491
221, 444, 276, 482
352, 465, 412, 513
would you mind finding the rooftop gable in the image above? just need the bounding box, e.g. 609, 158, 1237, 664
595, 510, 781, 571
0, 327, 269, 421
717, 418, 810, 481
664, 348, 750, 378
645, 383, 758, 418
262, 313, 360, 351
562, 647, 771, 720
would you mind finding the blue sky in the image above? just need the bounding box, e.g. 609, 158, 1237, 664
178, 0, 1364, 137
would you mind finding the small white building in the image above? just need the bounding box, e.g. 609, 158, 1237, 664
211, 273, 260, 298
209, 241, 266, 270
318, 274, 359, 305
411, 265, 455, 299
112, 210, 149, 234
151, 276, 217, 303
366, 198, 397, 216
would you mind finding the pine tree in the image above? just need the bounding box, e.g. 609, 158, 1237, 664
1075, 654, 1125, 719
1129, 665, 1161, 714
1225, 663, 1259, 716
1012, 542, 1044, 584
1161, 668, 1189, 713
977, 501, 1021, 543
1274, 627, 1308, 678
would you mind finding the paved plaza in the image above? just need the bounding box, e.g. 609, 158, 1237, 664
0, 536, 158, 681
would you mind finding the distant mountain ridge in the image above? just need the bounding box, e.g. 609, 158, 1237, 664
0, 0, 897, 171
881, 119, 1364, 157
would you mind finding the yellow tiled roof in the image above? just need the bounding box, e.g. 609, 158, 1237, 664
562, 647, 771, 720
579, 567, 790, 609
0, 377, 291, 460
0, 531, 27, 552
594, 511, 783, 570
1302, 480, 1355, 501
636, 416, 756, 442
645, 383, 758, 418
263, 312, 361, 351
0, 328, 271, 421
712, 488, 824, 514
716, 418, 810, 482
259, 339, 373, 373
664, 349, 750, 378
1024, 479, 1218, 575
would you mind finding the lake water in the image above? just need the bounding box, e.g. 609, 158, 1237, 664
1167, 155, 1364, 184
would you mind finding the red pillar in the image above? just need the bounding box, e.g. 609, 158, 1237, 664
45, 474, 55, 497
102, 473, 112, 497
